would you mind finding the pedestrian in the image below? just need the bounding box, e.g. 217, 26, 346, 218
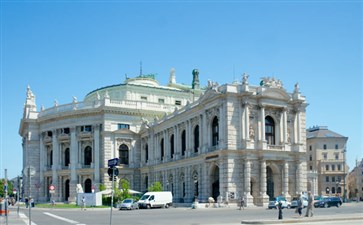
305, 191, 313, 217
81, 196, 86, 210
25, 197, 29, 208
297, 194, 303, 217
239, 196, 245, 210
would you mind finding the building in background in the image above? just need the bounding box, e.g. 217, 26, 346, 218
306, 126, 348, 199
348, 158, 363, 201
19, 69, 308, 206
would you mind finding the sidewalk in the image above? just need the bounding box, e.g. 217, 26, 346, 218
241, 213, 363, 224
0, 208, 28, 225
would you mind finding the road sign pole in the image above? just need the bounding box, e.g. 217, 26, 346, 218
109, 167, 115, 225
17, 176, 20, 216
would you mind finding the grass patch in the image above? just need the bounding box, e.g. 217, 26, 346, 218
34, 203, 109, 209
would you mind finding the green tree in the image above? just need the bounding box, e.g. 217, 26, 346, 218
0, 179, 14, 197
99, 183, 106, 191
147, 182, 163, 192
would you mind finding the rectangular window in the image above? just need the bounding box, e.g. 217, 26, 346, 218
309, 145, 312, 151
326, 176, 329, 182
326, 165, 329, 171
335, 144, 338, 149
141, 96, 147, 101
175, 100, 181, 105
309, 166, 313, 170
338, 165, 341, 171
337, 176, 341, 182
324, 144, 327, 150
63, 128, 70, 134
309, 155, 312, 161
158, 98, 165, 104
332, 176, 336, 182
335, 154, 339, 160
332, 165, 335, 171
323, 154, 327, 160
81, 125, 92, 132
118, 124, 130, 130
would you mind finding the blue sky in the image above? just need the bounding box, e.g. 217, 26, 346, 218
0, 0, 362, 179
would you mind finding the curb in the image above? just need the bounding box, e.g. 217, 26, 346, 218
241, 216, 363, 224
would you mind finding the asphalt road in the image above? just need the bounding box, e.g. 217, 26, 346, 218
5, 202, 363, 225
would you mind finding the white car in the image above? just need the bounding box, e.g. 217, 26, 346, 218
290, 196, 308, 208
268, 196, 291, 209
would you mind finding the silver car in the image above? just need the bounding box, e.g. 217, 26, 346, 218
119, 198, 139, 210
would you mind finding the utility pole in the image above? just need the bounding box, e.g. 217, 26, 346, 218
4, 169, 8, 225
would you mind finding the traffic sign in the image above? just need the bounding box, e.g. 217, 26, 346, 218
13, 188, 17, 194
49, 184, 55, 193
108, 158, 119, 167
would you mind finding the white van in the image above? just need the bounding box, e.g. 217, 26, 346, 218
138, 191, 173, 209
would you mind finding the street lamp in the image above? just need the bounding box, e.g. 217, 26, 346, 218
326, 187, 330, 196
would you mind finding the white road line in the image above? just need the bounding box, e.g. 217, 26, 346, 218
43, 212, 86, 225
19, 212, 38, 225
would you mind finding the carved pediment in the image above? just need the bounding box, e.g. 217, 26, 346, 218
113, 129, 136, 135
259, 88, 291, 101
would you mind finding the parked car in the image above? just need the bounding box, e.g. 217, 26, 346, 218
314, 196, 342, 208
118, 198, 139, 210
268, 196, 291, 209
290, 196, 308, 208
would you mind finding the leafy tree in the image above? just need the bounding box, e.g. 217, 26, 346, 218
99, 183, 106, 191
119, 179, 131, 200
0, 179, 14, 197
147, 182, 163, 192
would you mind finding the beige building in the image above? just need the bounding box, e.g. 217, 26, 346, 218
306, 126, 348, 198
20, 70, 308, 206
348, 158, 363, 201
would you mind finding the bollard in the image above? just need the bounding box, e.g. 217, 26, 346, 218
277, 201, 283, 220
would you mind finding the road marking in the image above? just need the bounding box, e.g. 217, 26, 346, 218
19, 212, 38, 225
43, 212, 86, 225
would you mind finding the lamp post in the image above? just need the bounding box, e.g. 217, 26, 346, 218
326, 187, 330, 196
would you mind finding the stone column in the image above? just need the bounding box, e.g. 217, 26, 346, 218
94, 125, 100, 191
296, 162, 302, 194
245, 104, 250, 141
69, 127, 78, 203
201, 113, 207, 153
296, 110, 301, 144
39, 135, 45, 201
52, 130, 60, 201
244, 160, 253, 206
219, 105, 224, 149
259, 105, 266, 148
282, 108, 288, 144
284, 161, 291, 200
260, 160, 269, 207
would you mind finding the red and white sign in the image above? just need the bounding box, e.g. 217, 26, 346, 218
13, 188, 17, 194
49, 184, 55, 193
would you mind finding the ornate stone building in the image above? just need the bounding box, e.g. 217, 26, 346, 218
19, 70, 308, 206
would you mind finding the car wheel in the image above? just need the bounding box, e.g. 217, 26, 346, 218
324, 203, 328, 208
337, 203, 341, 208
165, 203, 170, 208
146, 204, 151, 209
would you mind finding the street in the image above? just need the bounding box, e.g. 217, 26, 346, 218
2, 202, 363, 225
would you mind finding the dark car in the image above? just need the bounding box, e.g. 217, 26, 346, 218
314, 196, 342, 208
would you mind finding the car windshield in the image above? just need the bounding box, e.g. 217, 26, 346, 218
140, 195, 150, 200
123, 199, 132, 203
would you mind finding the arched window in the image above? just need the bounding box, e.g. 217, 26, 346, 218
170, 135, 175, 158
265, 116, 275, 145
160, 138, 164, 160
181, 130, 186, 156
119, 144, 129, 165
194, 125, 199, 153
212, 117, 219, 146
145, 144, 148, 163
84, 179, 92, 193
64, 148, 70, 167
332, 187, 336, 194
84, 146, 92, 165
